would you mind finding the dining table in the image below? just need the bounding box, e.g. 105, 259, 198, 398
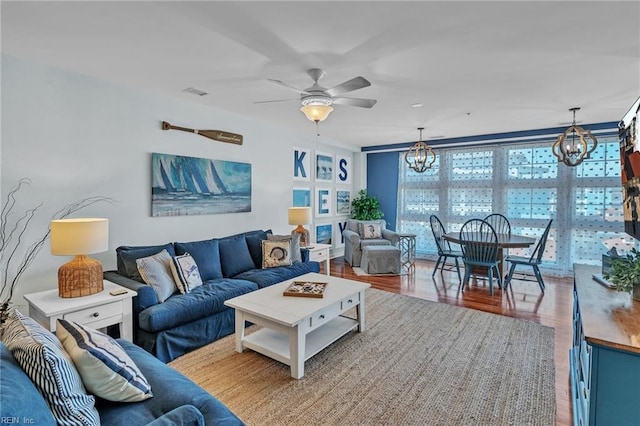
443, 232, 536, 277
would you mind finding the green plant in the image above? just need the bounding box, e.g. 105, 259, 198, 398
603, 248, 640, 293
351, 190, 384, 221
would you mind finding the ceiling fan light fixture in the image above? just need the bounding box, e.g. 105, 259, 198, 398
551, 107, 598, 167
404, 127, 436, 173
300, 104, 334, 123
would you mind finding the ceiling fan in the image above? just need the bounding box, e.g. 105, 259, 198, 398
255, 68, 377, 122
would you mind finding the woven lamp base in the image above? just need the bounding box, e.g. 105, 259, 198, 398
292, 225, 310, 247
58, 255, 104, 298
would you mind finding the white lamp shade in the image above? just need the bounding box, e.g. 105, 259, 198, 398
50, 218, 109, 255
300, 105, 333, 122
288, 207, 311, 225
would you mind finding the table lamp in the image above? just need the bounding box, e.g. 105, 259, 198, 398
51, 218, 109, 298
288, 207, 311, 247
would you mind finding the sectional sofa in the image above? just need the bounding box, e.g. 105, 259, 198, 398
104, 229, 320, 362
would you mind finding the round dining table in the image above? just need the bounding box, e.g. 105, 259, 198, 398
443, 232, 536, 277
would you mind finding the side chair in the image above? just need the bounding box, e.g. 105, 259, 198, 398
484, 213, 511, 236
503, 219, 553, 293
459, 219, 502, 295
429, 215, 462, 282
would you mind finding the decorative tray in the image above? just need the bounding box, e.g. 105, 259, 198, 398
283, 281, 328, 298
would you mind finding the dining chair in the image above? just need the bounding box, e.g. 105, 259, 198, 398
459, 219, 502, 295
429, 215, 462, 282
484, 213, 511, 237
503, 219, 553, 293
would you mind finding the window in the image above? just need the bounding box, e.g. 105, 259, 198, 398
396, 134, 634, 276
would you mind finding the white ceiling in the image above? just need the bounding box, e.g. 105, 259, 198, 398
2, 1, 639, 149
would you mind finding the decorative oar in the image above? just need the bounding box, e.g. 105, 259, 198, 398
161, 121, 243, 145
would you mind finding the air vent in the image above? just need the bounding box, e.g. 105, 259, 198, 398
182, 87, 208, 96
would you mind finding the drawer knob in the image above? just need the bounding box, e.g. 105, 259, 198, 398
348, 299, 353, 303
319, 314, 325, 320
92, 312, 100, 318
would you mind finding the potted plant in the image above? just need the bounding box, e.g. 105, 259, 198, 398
603, 248, 640, 300
351, 190, 384, 221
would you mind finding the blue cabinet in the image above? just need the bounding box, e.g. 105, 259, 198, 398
571, 264, 640, 426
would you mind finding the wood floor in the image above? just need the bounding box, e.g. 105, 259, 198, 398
328, 257, 574, 426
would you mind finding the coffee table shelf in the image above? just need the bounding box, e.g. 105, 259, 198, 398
243, 315, 358, 365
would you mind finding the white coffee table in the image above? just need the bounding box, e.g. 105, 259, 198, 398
224, 272, 370, 379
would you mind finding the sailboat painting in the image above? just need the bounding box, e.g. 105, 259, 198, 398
152, 153, 251, 217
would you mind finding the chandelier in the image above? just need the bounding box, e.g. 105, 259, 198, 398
404, 127, 436, 173
552, 107, 598, 167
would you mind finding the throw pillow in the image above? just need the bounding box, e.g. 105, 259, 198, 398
136, 249, 178, 303
174, 238, 223, 281
267, 233, 302, 263
218, 234, 256, 277
116, 243, 176, 282
2, 310, 100, 425
56, 319, 153, 402
169, 253, 203, 293
261, 240, 292, 268
359, 222, 383, 239
245, 231, 268, 268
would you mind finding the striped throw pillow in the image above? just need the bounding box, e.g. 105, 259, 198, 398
57, 319, 153, 402
1, 310, 100, 425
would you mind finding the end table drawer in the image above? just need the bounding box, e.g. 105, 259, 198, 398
309, 249, 326, 262
64, 301, 122, 325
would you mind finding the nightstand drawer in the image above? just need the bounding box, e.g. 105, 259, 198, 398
308, 249, 327, 262
64, 301, 122, 325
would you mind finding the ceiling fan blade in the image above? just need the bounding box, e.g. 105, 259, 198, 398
267, 79, 310, 95
326, 76, 371, 97
253, 99, 299, 104
332, 97, 377, 108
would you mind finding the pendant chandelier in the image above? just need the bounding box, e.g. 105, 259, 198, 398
404, 127, 436, 173
552, 107, 598, 167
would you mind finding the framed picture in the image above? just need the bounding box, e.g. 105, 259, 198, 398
293, 187, 312, 207
335, 154, 352, 185
316, 151, 334, 182
151, 152, 251, 217
315, 223, 332, 245
315, 187, 332, 217
334, 220, 347, 248
336, 190, 351, 216
293, 147, 311, 181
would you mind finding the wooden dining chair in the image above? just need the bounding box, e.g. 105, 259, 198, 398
429, 215, 462, 282
503, 219, 553, 293
484, 213, 511, 236
459, 219, 502, 295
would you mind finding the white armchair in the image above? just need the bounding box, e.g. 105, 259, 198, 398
342, 219, 400, 267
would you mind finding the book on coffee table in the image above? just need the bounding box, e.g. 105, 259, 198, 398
283, 281, 328, 298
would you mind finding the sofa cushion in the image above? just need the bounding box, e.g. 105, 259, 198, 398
267, 233, 302, 263
245, 230, 269, 268
97, 339, 244, 426
0, 342, 57, 424
57, 319, 153, 402
117, 243, 176, 282
138, 279, 258, 333
235, 261, 321, 288
146, 405, 205, 426
137, 249, 178, 303
170, 253, 203, 294
218, 234, 255, 277
2, 310, 99, 425
175, 239, 223, 281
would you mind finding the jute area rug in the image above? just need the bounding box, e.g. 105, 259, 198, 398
170, 288, 556, 426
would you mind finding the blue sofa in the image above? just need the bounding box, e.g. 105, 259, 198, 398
0, 339, 243, 425
104, 229, 320, 362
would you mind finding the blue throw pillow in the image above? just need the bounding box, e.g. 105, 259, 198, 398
219, 234, 257, 277
117, 243, 176, 282
245, 231, 268, 268
174, 239, 223, 281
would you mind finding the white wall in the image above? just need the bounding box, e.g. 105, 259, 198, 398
1, 55, 357, 309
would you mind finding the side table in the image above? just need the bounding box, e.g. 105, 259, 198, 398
24, 280, 137, 341
398, 233, 417, 271
305, 243, 331, 275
